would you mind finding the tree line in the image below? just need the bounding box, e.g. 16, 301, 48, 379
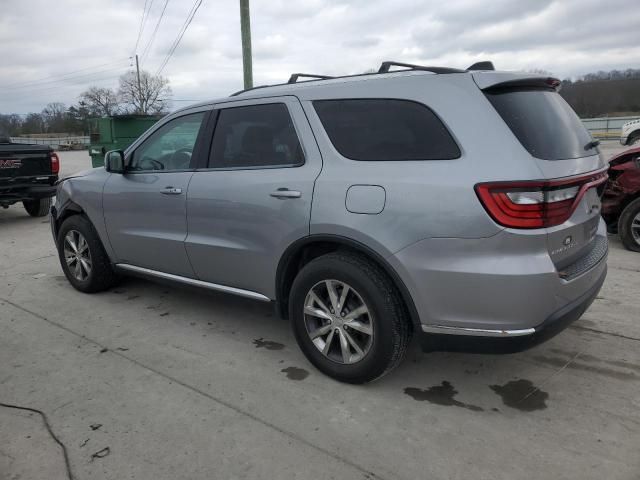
0, 69, 171, 137
560, 69, 640, 118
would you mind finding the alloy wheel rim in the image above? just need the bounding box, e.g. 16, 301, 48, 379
303, 280, 374, 364
63, 230, 92, 281
632, 212, 640, 245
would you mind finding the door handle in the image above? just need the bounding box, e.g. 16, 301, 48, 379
270, 189, 301, 199
161, 187, 183, 195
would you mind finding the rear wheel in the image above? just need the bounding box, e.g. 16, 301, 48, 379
289, 251, 411, 383
619, 197, 640, 252
57, 215, 119, 292
23, 197, 51, 217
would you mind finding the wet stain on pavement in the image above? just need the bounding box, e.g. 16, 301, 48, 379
490, 379, 548, 412
281, 366, 309, 380
404, 381, 483, 411
253, 338, 285, 350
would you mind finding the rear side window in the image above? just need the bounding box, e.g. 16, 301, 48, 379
209, 103, 304, 169
313, 99, 460, 161
485, 88, 593, 160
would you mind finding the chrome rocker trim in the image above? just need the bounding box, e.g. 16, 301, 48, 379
115, 264, 271, 302
421, 324, 536, 337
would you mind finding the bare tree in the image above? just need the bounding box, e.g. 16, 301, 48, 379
118, 70, 172, 114
42, 102, 67, 132
79, 87, 120, 116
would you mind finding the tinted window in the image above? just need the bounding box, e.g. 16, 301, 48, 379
485, 88, 593, 160
209, 103, 304, 168
130, 113, 205, 171
313, 99, 460, 161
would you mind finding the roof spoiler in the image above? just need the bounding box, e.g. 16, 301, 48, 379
483, 77, 562, 91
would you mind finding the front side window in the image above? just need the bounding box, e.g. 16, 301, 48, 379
313, 99, 461, 161
209, 103, 304, 169
129, 112, 205, 171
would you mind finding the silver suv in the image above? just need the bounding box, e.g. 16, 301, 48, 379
52, 61, 608, 383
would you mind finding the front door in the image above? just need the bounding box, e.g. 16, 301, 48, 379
103, 111, 208, 277
185, 97, 322, 298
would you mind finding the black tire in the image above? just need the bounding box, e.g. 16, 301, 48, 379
618, 197, 640, 252
289, 251, 411, 384
56, 214, 120, 292
23, 197, 51, 217
628, 131, 640, 146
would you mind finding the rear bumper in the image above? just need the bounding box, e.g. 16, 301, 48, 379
419, 264, 606, 353
0, 184, 56, 203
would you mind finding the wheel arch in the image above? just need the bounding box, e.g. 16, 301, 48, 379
52, 200, 85, 239
275, 234, 421, 330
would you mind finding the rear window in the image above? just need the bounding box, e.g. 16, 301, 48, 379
313, 99, 460, 161
485, 88, 593, 160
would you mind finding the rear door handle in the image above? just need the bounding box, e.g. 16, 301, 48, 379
161, 187, 183, 195
270, 189, 301, 199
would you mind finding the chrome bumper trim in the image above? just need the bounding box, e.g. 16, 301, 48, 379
421, 324, 536, 337
115, 264, 271, 302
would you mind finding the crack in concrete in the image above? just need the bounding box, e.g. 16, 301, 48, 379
569, 324, 640, 342
0, 296, 386, 480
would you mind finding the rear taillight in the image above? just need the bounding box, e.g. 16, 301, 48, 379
50, 152, 60, 174
475, 170, 607, 229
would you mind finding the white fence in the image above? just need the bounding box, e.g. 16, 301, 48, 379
10, 136, 89, 148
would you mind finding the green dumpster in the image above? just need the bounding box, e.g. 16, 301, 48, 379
88, 115, 162, 168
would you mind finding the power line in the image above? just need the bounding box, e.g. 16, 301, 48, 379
132, 0, 152, 54
155, 0, 203, 76
0, 66, 129, 92
0, 59, 129, 90
0, 72, 125, 98
140, 0, 170, 64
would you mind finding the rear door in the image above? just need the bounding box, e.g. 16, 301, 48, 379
482, 81, 607, 271
185, 96, 322, 298
103, 111, 209, 277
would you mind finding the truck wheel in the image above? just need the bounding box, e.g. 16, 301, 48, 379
289, 251, 411, 384
23, 197, 51, 217
56, 215, 119, 292
628, 131, 640, 146
618, 197, 640, 252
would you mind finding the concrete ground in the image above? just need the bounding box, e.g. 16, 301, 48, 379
1, 145, 639, 480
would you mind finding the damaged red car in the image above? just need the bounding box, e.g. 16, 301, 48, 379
602, 146, 640, 251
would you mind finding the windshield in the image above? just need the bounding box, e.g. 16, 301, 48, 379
485, 88, 594, 160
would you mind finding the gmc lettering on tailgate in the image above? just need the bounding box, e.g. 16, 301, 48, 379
0, 158, 22, 169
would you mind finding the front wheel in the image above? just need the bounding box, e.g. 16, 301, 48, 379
289, 251, 411, 383
619, 197, 640, 252
57, 215, 120, 292
23, 197, 51, 217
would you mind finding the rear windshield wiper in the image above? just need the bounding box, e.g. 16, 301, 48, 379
584, 140, 600, 150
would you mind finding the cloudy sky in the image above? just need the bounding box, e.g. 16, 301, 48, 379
1, 0, 639, 114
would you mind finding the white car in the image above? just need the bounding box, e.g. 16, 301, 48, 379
621, 119, 640, 145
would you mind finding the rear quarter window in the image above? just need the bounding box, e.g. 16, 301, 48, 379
313, 99, 460, 161
484, 88, 593, 160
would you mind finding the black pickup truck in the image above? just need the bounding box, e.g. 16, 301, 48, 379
0, 135, 59, 217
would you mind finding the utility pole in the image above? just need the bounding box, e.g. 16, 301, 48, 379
239, 0, 253, 89
135, 54, 143, 114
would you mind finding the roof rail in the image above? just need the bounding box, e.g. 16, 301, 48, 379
288, 73, 334, 84
378, 61, 466, 74
467, 61, 495, 71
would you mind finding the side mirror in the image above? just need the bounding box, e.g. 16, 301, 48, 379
105, 150, 125, 173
